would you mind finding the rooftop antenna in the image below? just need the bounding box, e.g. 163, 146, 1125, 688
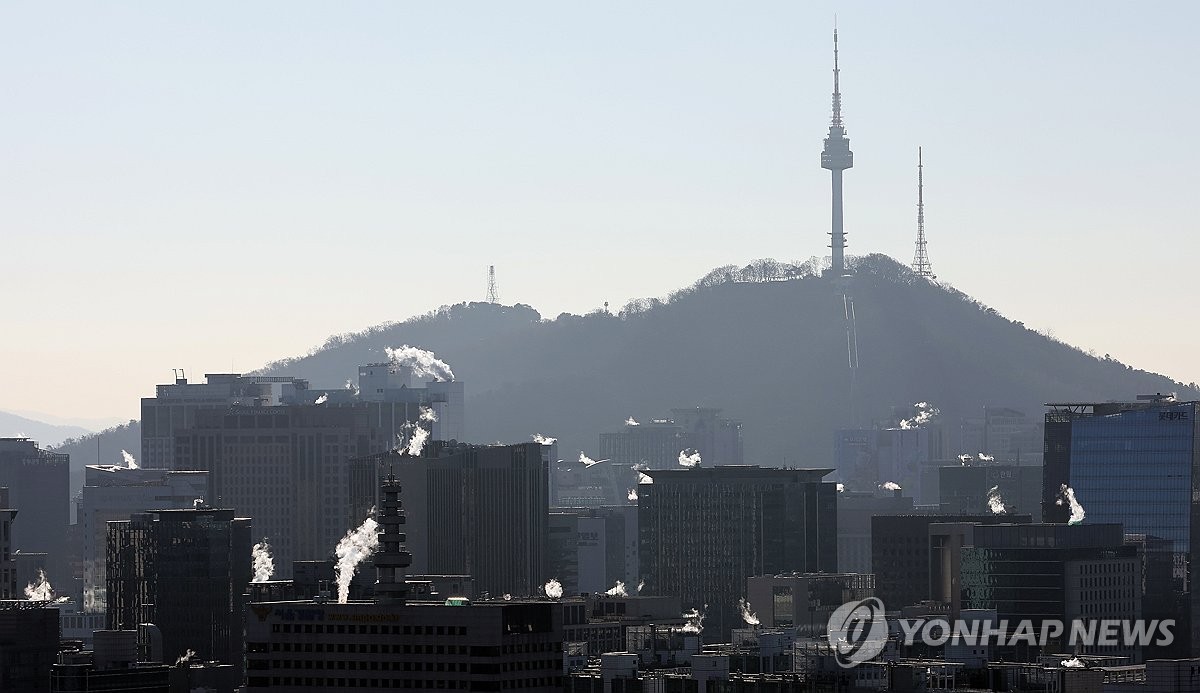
485, 266, 499, 304
912, 147, 935, 278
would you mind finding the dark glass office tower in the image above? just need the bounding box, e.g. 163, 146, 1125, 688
1042, 397, 1200, 656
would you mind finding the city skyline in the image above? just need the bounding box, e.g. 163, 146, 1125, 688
2, 2, 1198, 423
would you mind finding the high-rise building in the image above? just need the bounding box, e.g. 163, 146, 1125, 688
78, 465, 210, 610
939, 462, 1043, 520
548, 505, 638, 595
598, 409, 743, 470
141, 366, 464, 471
746, 572, 875, 635
639, 466, 837, 640
0, 600, 60, 692
243, 471, 563, 692
105, 507, 251, 674
0, 488, 16, 599
1042, 397, 1200, 655
834, 425, 948, 503
0, 437, 70, 585
959, 523, 1141, 660
958, 406, 1044, 465
352, 441, 549, 597
871, 513, 1032, 611
140, 372, 309, 470
836, 490, 914, 574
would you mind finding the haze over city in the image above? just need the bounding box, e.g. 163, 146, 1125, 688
2, 1, 1197, 423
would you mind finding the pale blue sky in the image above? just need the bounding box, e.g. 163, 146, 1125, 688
1, 2, 1197, 424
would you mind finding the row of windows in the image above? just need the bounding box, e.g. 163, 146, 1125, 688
273, 623, 468, 636
249, 676, 558, 689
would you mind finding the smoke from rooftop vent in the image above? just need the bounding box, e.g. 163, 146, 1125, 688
385, 345, 455, 382
252, 539, 274, 582
334, 510, 379, 604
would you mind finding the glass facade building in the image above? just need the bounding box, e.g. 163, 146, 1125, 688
1042, 399, 1200, 656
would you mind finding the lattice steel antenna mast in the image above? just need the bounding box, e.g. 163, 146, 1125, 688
485, 265, 499, 303
912, 147, 935, 278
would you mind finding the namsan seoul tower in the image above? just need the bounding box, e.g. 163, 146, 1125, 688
820, 28, 854, 276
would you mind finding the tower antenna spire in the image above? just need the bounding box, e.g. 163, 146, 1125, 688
831, 22, 842, 127
912, 147, 935, 278
485, 265, 499, 303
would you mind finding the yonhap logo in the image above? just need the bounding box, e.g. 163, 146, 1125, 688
827, 597, 888, 667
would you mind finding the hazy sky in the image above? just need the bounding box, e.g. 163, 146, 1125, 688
2, 2, 1198, 426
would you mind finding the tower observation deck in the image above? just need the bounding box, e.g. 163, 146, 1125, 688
820, 28, 854, 276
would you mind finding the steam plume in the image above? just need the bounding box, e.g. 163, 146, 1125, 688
880, 481, 901, 492
627, 488, 638, 502
637, 579, 645, 594
121, 450, 138, 470
24, 569, 54, 601
1061, 657, 1085, 669
344, 379, 359, 395
681, 605, 707, 634
987, 486, 1006, 515
836, 482, 845, 493
544, 578, 563, 599
957, 454, 973, 465
625, 417, 639, 426
738, 598, 760, 626
899, 402, 940, 429
1056, 484, 1086, 524
579, 452, 607, 468
385, 345, 455, 382
403, 406, 437, 456
678, 449, 701, 467
251, 539, 274, 582
175, 649, 196, 666
192, 498, 205, 509
314, 393, 328, 405
977, 452, 995, 462
605, 581, 628, 597
334, 511, 379, 604
532, 434, 557, 445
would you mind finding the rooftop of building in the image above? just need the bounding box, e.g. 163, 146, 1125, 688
641, 465, 833, 482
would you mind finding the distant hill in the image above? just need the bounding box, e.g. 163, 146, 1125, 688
0, 411, 91, 447
255, 254, 1199, 468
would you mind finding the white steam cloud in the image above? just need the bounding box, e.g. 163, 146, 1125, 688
344, 379, 359, 395
579, 452, 607, 468
402, 406, 438, 457
627, 488, 638, 502
252, 538, 275, 582
175, 649, 196, 666
738, 597, 760, 626
678, 449, 701, 467
192, 498, 205, 509
121, 450, 138, 470
637, 579, 645, 594
544, 578, 563, 599
987, 486, 1006, 515
681, 605, 707, 634
1056, 484, 1086, 524
958, 454, 973, 465
532, 434, 557, 445
1061, 657, 1085, 669
625, 417, 639, 426
977, 452, 995, 462
836, 482, 845, 493
314, 393, 328, 405
605, 581, 628, 597
334, 511, 379, 604
385, 345, 455, 382
899, 401, 940, 429
24, 569, 54, 601
880, 481, 902, 492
